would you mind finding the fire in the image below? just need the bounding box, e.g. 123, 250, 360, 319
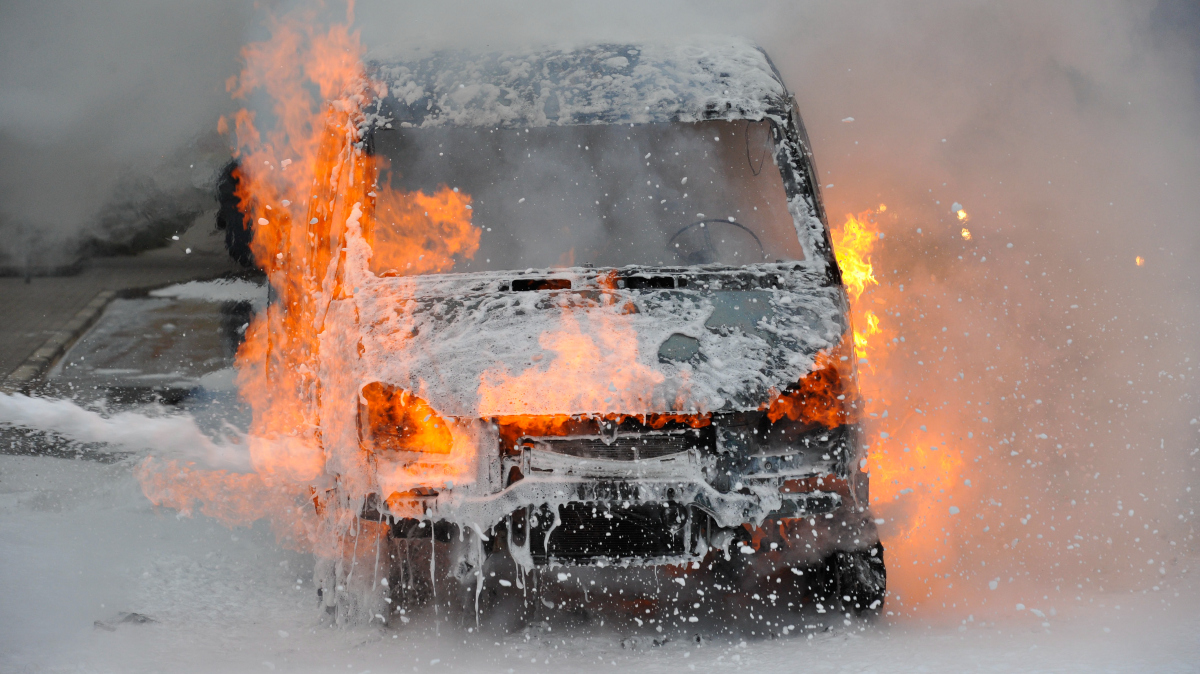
759, 207, 888, 441
830, 209, 884, 362
956, 209, 969, 222
829, 207, 965, 608
137, 6, 480, 557
130, 5, 967, 616
961, 227, 971, 240
368, 185, 479, 276
478, 286, 665, 417
831, 210, 878, 299
1135, 255, 1145, 266
766, 340, 855, 427
359, 383, 453, 455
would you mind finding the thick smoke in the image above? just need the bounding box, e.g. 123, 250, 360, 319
756, 1, 1200, 609
0, 0, 252, 269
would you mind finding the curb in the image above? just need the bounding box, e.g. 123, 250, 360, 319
1, 290, 116, 394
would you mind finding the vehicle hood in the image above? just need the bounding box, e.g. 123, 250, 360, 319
338, 263, 847, 419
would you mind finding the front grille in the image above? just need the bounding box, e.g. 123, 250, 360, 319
528, 502, 691, 563
526, 433, 700, 461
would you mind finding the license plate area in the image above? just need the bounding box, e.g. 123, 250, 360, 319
527, 502, 695, 564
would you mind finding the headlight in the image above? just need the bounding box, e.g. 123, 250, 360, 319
358, 382, 453, 454
766, 342, 855, 428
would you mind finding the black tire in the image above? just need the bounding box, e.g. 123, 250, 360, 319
829, 542, 887, 614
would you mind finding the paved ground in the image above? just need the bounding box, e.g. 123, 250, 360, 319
0, 221, 241, 385
1, 448, 1197, 673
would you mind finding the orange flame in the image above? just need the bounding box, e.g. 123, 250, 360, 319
133, 10, 967, 612
832, 210, 879, 301
478, 309, 665, 417
137, 7, 480, 555
831, 209, 883, 363
829, 206, 965, 608
359, 383, 453, 455
368, 186, 480, 276
765, 341, 856, 427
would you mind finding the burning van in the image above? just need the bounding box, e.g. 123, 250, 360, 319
245, 39, 885, 624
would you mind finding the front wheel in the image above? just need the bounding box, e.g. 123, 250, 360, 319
828, 542, 887, 614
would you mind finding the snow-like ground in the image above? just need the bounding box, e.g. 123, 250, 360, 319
1, 453, 1197, 673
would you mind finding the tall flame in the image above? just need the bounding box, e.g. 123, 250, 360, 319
833, 210, 878, 300
832, 210, 883, 363
137, 8, 479, 556
830, 207, 964, 609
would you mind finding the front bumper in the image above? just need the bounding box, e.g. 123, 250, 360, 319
361, 413, 868, 567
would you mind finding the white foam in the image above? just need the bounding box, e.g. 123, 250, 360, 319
0, 394, 250, 470
149, 279, 267, 307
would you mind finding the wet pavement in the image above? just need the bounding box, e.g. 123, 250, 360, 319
0, 223, 258, 461
44, 280, 264, 403
0, 222, 243, 391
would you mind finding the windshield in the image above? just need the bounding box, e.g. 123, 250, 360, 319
370, 120, 802, 274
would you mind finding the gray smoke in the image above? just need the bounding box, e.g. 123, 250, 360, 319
751, 0, 1200, 602
0, 0, 253, 269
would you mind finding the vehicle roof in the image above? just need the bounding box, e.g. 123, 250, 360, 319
365, 38, 790, 130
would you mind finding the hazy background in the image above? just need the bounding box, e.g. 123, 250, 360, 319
1, 0, 1197, 611
4, 1, 1196, 270
0, 0, 251, 269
